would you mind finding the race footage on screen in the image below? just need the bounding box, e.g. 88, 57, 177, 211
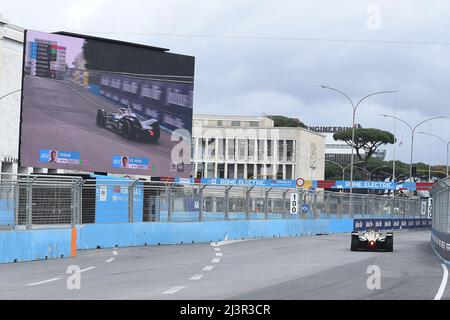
19, 30, 195, 176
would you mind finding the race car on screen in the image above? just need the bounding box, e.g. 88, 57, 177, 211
351, 229, 393, 252
96, 106, 160, 143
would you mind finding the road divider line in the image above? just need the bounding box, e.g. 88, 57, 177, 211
211, 258, 220, 263
189, 274, 204, 281
105, 258, 115, 263
215, 252, 222, 257
27, 278, 61, 286
434, 264, 448, 300
203, 266, 214, 271
80, 267, 97, 273
162, 286, 185, 295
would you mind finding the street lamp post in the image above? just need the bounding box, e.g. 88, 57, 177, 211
379, 114, 445, 196
418, 132, 450, 178
317, 85, 395, 216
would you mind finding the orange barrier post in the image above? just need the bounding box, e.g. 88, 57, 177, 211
71, 227, 77, 257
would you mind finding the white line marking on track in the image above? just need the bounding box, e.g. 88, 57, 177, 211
190, 274, 204, 281
203, 266, 214, 271
214, 248, 221, 252
211, 258, 220, 263
112, 250, 118, 256
434, 264, 448, 300
27, 278, 61, 286
105, 258, 115, 263
215, 252, 223, 257
162, 286, 186, 295
213, 239, 255, 246
80, 267, 96, 273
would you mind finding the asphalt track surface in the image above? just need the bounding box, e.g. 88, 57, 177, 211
21, 75, 191, 176
0, 230, 448, 300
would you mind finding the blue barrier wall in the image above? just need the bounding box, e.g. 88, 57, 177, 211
0, 228, 72, 264
0, 199, 14, 226
0, 217, 431, 264
76, 218, 354, 249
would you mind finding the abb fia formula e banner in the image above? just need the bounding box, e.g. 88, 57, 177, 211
20, 30, 194, 177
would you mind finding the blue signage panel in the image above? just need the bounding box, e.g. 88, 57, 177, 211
112, 155, 150, 170
199, 178, 296, 188
39, 149, 82, 165
94, 175, 143, 223
335, 180, 397, 190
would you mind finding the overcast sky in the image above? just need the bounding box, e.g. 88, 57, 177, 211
2, 0, 450, 165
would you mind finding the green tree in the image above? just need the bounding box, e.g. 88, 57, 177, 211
333, 128, 395, 171
269, 115, 307, 128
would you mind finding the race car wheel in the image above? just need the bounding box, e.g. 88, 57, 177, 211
122, 120, 136, 141
351, 235, 360, 251
385, 236, 393, 252
96, 109, 106, 127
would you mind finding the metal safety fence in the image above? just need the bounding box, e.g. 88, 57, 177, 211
0, 173, 426, 229
431, 179, 450, 234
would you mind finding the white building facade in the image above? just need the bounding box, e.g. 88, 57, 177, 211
0, 19, 23, 175
192, 115, 325, 180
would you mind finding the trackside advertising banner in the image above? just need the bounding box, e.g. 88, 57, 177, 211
431, 228, 450, 261
353, 218, 431, 231
175, 178, 431, 191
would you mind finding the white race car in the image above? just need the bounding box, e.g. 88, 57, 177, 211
351, 229, 393, 252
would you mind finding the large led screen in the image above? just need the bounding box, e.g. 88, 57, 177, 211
20, 30, 194, 177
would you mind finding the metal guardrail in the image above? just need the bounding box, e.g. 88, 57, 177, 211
0, 173, 426, 229
431, 179, 450, 234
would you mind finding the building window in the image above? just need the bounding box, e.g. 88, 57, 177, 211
231, 120, 241, 127
217, 120, 222, 126
207, 138, 216, 158
257, 140, 265, 160
278, 140, 285, 161
247, 164, 254, 179
238, 139, 247, 159
196, 163, 204, 178
267, 140, 272, 157
200, 139, 206, 159
265, 164, 272, 178
227, 164, 235, 178
276, 165, 283, 179
228, 139, 235, 160
217, 163, 225, 178
206, 163, 214, 178
217, 139, 225, 158
257, 164, 263, 178
286, 140, 294, 160
248, 139, 255, 158
286, 164, 293, 179
237, 164, 245, 178
250, 121, 259, 127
